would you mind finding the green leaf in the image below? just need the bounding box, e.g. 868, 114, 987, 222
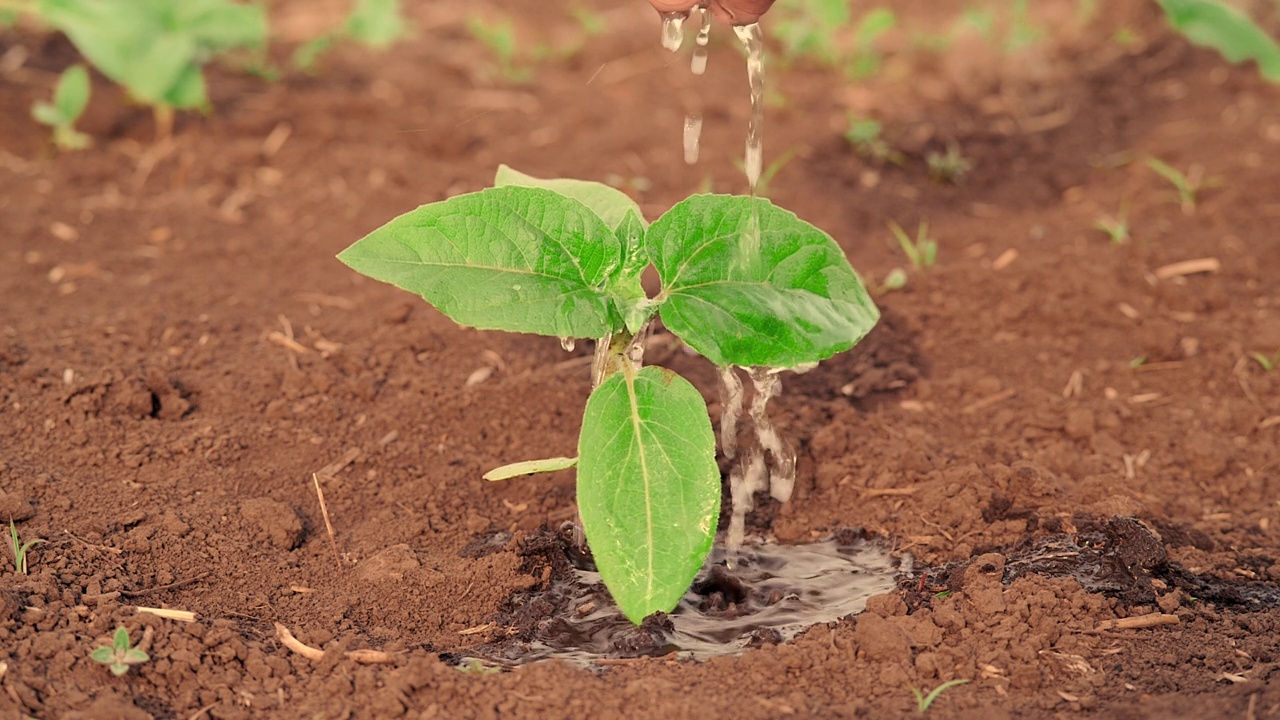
648, 195, 879, 368
162, 62, 208, 110
123, 649, 149, 664
31, 101, 64, 127
89, 647, 114, 664
577, 365, 720, 624
483, 456, 577, 481
112, 627, 130, 651
1157, 0, 1280, 81
494, 165, 648, 233
177, 0, 267, 51
345, 0, 406, 48
54, 64, 91, 121
338, 186, 623, 339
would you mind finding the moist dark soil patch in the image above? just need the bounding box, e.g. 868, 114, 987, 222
2, 0, 1280, 718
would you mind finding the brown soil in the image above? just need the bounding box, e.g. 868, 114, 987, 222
2, 1, 1279, 718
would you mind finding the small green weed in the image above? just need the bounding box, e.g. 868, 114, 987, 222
1250, 350, 1279, 372
1129, 355, 1148, 369
888, 220, 938, 269
926, 144, 972, 184
8, 520, 43, 575
844, 116, 904, 165
1094, 201, 1131, 244
466, 15, 535, 84
1145, 156, 1213, 214
32, 64, 91, 150
90, 627, 149, 676
911, 679, 970, 713
770, 3, 895, 79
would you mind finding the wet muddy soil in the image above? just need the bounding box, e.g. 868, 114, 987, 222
1, 0, 1279, 718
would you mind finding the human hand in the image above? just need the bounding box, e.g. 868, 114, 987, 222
648, 0, 777, 25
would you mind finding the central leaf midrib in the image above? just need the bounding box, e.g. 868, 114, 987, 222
623, 366, 655, 603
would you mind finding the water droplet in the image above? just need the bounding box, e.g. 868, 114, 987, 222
733, 23, 765, 194
683, 115, 703, 165
691, 6, 711, 75
660, 11, 687, 53
560, 337, 576, 352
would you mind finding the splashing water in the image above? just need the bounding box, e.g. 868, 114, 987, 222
660, 11, 687, 52
733, 23, 765, 193
748, 367, 796, 503
560, 337, 576, 353
727, 449, 767, 551
718, 366, 744, 460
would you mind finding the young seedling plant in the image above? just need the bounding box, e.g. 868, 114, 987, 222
911, 679, 970, 714
1250, 349, 1279, 372
90, 627, 149, 676
31, 64, 91, 150
339, 165, 879, 623
887, 219, 938, 270
18, 0, 267, 136
8, 520, 42, 575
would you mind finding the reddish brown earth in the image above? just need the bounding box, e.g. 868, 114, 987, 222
2, 1, 1279, 718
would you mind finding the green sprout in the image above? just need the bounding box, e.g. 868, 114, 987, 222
89, 627, 149, 676
31, 64, 91, 150
1093, 201, 1131, 244
1144, 156, 1213, 214
844, 116, 904, 165
466, 15, 536, 84
847, 8, 896, 79
887, 220, 938, 269
911, 679, 970, 714
1129, 355, 1148, 369
1250, 350, 1278, 372
457, 658, 502, 675
8, 520, 43, 575
926, 143, 972, 184
295, 0, 408, 71
338, 166, 878, 624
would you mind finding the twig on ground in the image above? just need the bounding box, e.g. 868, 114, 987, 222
311, 473, 342, 569
273, 623, 397, 664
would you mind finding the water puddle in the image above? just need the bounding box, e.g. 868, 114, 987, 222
471, 530, 908, 667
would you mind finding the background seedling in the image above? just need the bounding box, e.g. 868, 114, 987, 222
31, 64, 91, 150
1250, 350, 1279, 372
911, 679, 970, 713
466, 15, 536, 84
294, 0, 408, 71
844, 116, 904, 165
32, 0, 267, 136
339, 167, 878, 624
888, 219, 938, 269
1094, 200, 1131, 244
1144, 156, 1211, 214
8, 520, 43, 575
89, 627, 149, 676
926, 143, 972, 184
1157, 0, 1280, 82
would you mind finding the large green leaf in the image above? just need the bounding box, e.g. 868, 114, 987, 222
338, 186, 624, 338
1158, 0, 1280, 82
578, 365, 720, 624
494, 165, 647, 233
648, 195, 879, 368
